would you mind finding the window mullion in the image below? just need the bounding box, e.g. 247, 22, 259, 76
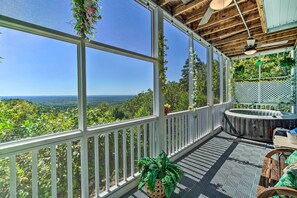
77, 41, 87, 131
77, 40, 89, 198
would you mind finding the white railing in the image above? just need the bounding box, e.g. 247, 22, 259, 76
0, 102, 232, 198
164, 102, 231, 157
164, 110, 190, 156
193, 106, 211, 141
213, 103, 231, 129
0, 116, 157, 198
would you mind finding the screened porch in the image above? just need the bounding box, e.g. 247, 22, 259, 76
0, 0, 297, 198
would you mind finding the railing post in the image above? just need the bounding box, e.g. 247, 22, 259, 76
291, 67, 296, 113
152, 7, 164, 155
77, 40, 89, 197
207, 46, 213, 134
189, 33, 194, 143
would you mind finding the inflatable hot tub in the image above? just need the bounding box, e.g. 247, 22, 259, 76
222, 109, 297, 142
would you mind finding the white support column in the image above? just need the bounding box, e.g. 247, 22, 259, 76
207, 46, 213, 134
225, 58, 228, 103
258, 60, 261, 104
295, 49, 297, 113
189, 33, 194, 106
77, 40, 89, 198
152, 7, 164, 154
219, 55, 224, 104
227, 59, 231, 102
77, 45, 87, 131
189, 33, 194, 143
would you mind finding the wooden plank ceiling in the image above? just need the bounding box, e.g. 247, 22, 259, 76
153, 0, 297, 57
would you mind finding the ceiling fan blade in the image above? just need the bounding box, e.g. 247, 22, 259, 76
199, 7, 214, 26
219, 29, 246, 39
257, 40, 289, 48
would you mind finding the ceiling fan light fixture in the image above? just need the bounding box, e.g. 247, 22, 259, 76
244, 45, 257, 55
210, 0, 232, 10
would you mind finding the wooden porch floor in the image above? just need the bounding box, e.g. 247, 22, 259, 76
123, 132, 270, 198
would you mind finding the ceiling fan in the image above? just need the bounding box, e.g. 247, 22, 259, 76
243, 37, 289, 55
199, 0, 232, 25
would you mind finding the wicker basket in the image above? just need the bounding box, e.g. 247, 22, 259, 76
145, 179, 165, 198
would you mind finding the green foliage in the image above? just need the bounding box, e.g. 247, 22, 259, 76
231, 52, 293, 80
0, 90, 154, 197
180, 53, 209, 107
72, 0, 102, 40
122, 89, 153, 119
158, 30, 169, 95
280, 57, 295, 67
138, 152, 183, 198
164, 81, 188, 112
212, 58, 220, 104
231, 52, 296, 105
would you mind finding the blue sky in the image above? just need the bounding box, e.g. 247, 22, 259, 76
0, 0, 207, 96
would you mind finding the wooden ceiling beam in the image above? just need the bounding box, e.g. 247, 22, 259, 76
200, 13, 260, 37
209, 26, 262, 43
185, 0, 250, 25
256, 0, 267, 33
214, 32, 264, 47
205, 23, 262, 41
173, 0, 210, 17
159, 0, 172, 6
159, 0, 167, 6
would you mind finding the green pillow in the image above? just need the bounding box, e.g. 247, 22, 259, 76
285, 151, 297, 164
272, 169, 297, 198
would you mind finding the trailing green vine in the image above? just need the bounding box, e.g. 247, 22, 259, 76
72, 0, 102, 41
158, 30, 168, 95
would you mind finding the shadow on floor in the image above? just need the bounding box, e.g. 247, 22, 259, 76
123, 132, 269, 198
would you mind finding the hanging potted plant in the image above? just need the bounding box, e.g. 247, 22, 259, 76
138, 152, 183, 198
235, 65, 244, 74
72, 0, 102, 41
280, 57, 295, 67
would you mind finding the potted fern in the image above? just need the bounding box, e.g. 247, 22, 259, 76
138, 152, 183, 198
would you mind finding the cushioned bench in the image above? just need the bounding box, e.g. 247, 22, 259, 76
257, 148, 297, 198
